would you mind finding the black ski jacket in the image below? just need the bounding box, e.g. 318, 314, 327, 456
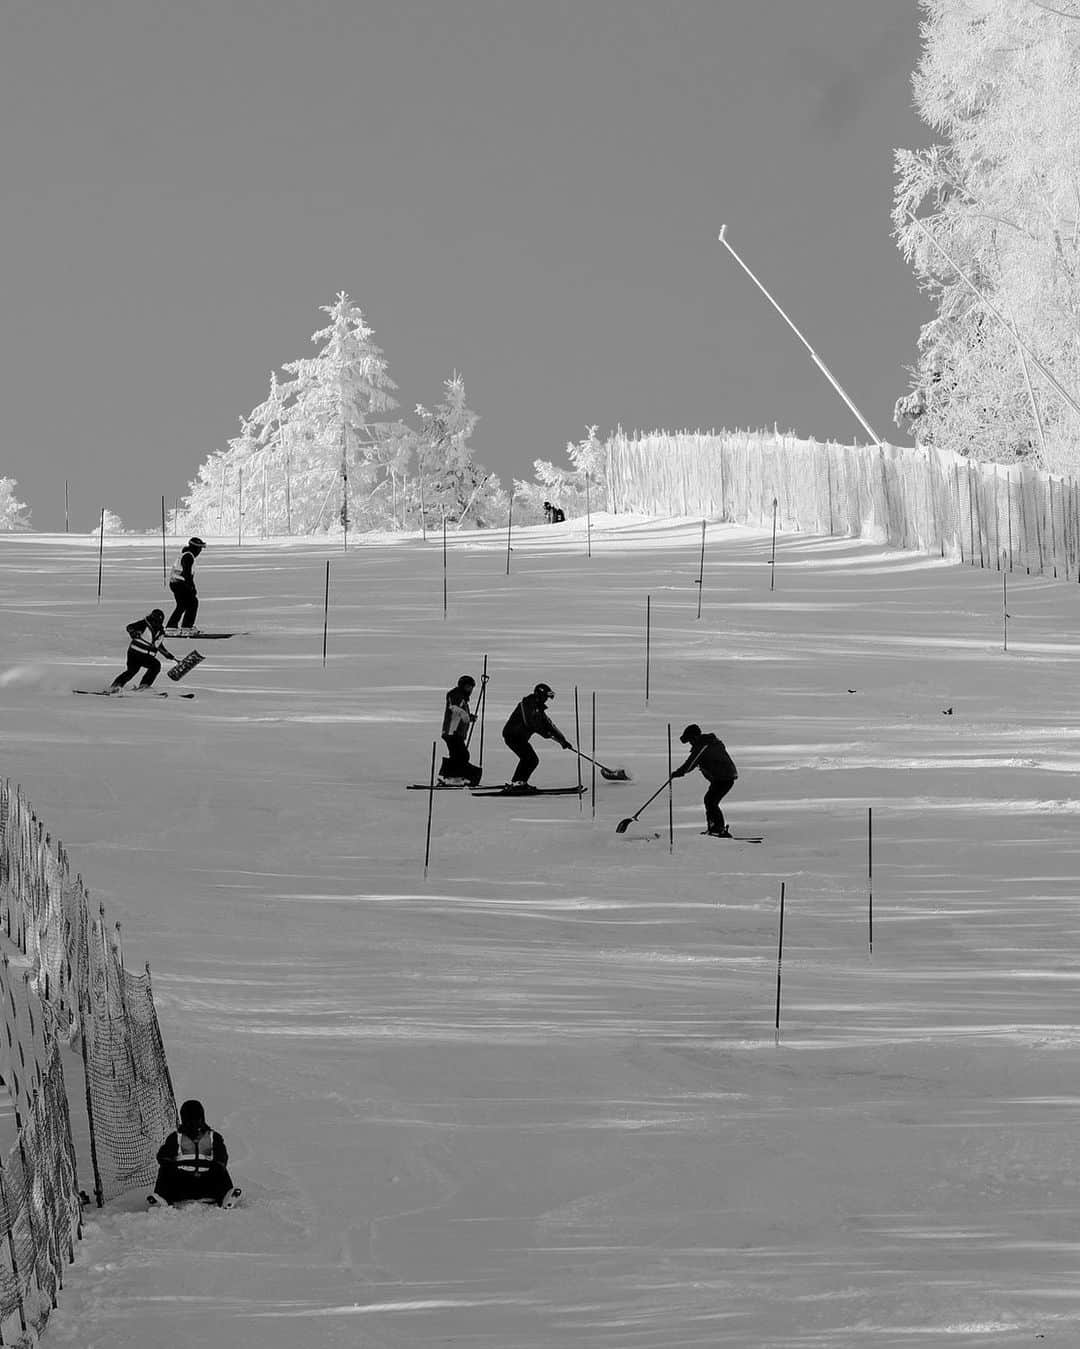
502, 693, 570, 747
672, 732, 737, 784
442, 687, 473, 740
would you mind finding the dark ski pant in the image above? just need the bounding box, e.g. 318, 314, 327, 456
154, 1158, 234, 1206
441, 735, 481, 785
167, 581, 198, 630
111, 649, 161, 689
503, 732, 539, 784
703, 774, 736, 834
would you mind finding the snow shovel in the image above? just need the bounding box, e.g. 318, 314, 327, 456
568, 747, 631, 782
615, 777, 673, 833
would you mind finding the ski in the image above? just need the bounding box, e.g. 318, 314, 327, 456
165, 631, 244, 639
406, 783, 472, 791
700, 831, 763, 843
470, 785, 587, 798
75, 689, 195, 700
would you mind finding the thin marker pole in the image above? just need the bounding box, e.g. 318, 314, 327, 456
719, 224, 883, 446
472, 654, 489, 770
442, 514, 448, 618
868, 808, 873, 955
238, 467, 243, 548
645, 595, 652, 704
667, 723, 674, 853
574, 687, 583, 806
591, 691, 597, 820
769, 498, 778, 591
423, 742, 437, 878
64, 480, 69, 533
419, 472, 427, 541
96, 508, 105, 602
774, 880, 787, 1042
1003, 565, 1009, 652
695, 518, 706, 619
161, 496, 167, 587
505, 496, 513, 575
321, 560, 330, 668
586, 472, 592, 559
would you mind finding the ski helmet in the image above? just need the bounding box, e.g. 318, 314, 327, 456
178, 1099, 206, 1134
679, 723, 702, 744
188, 537, 206, 551
457, 674, 476, 689
149, 608, 165, 624
534, 683, 554, 701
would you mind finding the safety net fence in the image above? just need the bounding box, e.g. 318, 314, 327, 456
0, 779, 176, 1343
604, 430, 1080, 581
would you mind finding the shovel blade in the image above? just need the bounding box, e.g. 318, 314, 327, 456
615, 818, 633, 834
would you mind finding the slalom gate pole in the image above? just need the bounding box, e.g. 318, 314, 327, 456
161, 496, 167, 586
645, 594, 651, 704
591, 691, 597, 819
719, 224, 884, 447
769, 498, 778, 592
469, 655, 489, 769
64, 480, 69, 533
96, 508, 105, 602
423, 742, 437, 877
868, 808, 873, 955
574, 687, 582, 806
696, 519, 706, 619
238, 468, 243, 548
667, 724, 674, 853
419, 473, 427, 541
774, 880, 787, 1042
505, 497, 513, 576
442, 514, 448, 618
586, 472, 592, 559
321, 560, 330, 668
1003, 566, 1009, 651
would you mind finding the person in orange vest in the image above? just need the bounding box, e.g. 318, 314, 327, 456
166, 536, 206, 634
109, 609, 177, 692
149, 1099, 240, 1208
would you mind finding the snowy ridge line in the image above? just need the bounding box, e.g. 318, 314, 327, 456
0, 778, 176, 1339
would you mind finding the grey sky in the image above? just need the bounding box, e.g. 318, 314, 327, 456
1, 0, 930, 531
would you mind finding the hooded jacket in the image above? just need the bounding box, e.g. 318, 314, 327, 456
502, 693, 569, 747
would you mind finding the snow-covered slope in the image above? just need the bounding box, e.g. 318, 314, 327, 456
4, 515, 1080, 1348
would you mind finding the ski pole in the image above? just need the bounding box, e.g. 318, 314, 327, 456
616, 777, 674, 833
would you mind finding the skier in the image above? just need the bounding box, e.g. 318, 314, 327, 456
149, 1099, 240, 1208
501, 683, 572, 790
671, 724, 738, 837
440, 674, 482, 786
166, 536, 206, 634
109, 609, 177, 692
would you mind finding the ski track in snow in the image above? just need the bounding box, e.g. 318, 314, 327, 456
6, 519, 1080, 1346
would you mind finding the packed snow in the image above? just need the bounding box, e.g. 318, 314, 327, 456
3, 514, 1080, 1348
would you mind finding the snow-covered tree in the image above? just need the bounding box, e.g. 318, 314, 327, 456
90, 509, 124, 536
518, 425, 608, 522
0, 477, 31, 531
414, 374, 503, 529
894, 1, 1080, 471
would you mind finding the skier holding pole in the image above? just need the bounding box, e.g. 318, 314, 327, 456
440, 674, 482, 786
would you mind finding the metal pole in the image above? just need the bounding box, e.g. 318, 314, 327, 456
719, 224, 884, 447
868, 808, 873, 955
442, 514, 448, 618
645, 595, 651, 703
667, 724, 674, 853
774, 880, 787, 1041
591, 691, 597, 820
423, 742, 437, 878
586, 472, 592, 559
64, 480, 69, 533
161, 496, 167, 587
696, 519, 706, 619
505, 496, 513, 575
770, 498, 778, 591
96, 508, 104, 602
321, 560, 330, 668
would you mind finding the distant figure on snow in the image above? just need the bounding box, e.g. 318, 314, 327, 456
110, 609, 176, 692
440, 674, 481, 786
166, 537, 206, 634
543, 501, 565, 524
149, 1099, 240, 1208
671, 723, 738, 837
501, 683, 572, 790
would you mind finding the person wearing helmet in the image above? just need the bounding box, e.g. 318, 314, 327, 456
671, 723, 738, 837
500, 683, 573, 789
439, 674, 482, 786
109, 608, 178, 692
166, 536, 206, 635
149, 1098, 240, 1208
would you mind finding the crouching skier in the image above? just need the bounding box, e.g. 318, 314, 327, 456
149, 1099, 241, 1208
110, 609, 176, 692
501, 683, 572, 790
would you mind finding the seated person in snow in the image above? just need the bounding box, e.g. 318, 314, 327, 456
152, 1099, 239, 1207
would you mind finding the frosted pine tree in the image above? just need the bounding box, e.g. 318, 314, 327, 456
517, 426, 607, 522
894, 1, 1080, 470
0, 478, 31, 531
281, 294, 403, 534
414, 374, 503, 529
